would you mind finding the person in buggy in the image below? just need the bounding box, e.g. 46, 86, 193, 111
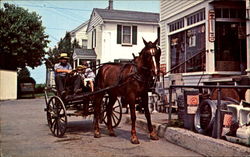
76, 62, 95, 92
54, 53, 82, 97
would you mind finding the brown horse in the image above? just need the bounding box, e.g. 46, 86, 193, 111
93, 38, 161, 144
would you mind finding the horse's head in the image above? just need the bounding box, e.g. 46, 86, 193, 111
139, 38, 161, 76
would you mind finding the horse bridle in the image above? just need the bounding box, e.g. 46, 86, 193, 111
141, 47, 160, 76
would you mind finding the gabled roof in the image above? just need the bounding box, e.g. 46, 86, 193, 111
94, 8, 159, 23
73, 48, 97, 60
70, 20, 89, 35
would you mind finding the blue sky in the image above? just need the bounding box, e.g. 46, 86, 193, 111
2, 0, 160, 84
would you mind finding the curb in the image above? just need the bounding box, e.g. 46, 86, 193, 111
125, 116, 250, 156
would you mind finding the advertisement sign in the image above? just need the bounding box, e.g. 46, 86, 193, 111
186, 95, 199, 114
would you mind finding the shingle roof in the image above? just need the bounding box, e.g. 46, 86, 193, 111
73, 48, 97, 60
94, 8, 159, 23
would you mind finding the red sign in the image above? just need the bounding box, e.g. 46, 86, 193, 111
187, 95, 199, 106
160, 64, 166, 73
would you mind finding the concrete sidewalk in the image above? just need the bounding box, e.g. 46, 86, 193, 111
124, 112, 250, 156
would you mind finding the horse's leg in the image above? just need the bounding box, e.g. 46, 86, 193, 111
128, 98, 140, 144
107, 95, 117, 136
93, 93, 104, 138
141, 93, 159, 140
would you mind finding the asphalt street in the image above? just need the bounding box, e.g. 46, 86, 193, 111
0, 98, 202, 157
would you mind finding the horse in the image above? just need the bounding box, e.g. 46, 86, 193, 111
93, 38, 161, 144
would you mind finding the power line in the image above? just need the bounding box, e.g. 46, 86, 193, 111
12, 2, 88, 23
46, 33, 60, 42
17, 4, 92, 12
43, 1, 86, 23
24, 2, 86, 23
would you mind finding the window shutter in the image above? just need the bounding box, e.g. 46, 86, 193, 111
92, 31, 94, 48
117, 25, 122, 44
132, 26, 137, 45
157, 27, 160, 46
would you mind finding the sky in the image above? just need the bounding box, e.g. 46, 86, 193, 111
2, 0, 160, 84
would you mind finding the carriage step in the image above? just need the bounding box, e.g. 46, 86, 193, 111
44, 108, 47, 112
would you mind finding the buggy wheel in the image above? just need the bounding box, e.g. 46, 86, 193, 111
47, 96, 67, 137
101, 96, 122, 128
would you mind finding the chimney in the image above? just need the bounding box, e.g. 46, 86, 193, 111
108, 0, 113, 10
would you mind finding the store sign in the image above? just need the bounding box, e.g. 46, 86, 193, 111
208, 10, 215, 42
187, 95, 199, 114
160, 64, 166, 73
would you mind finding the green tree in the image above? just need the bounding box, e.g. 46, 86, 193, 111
0, 3, 49, 70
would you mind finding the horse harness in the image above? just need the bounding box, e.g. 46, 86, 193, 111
116, 62, 156, 89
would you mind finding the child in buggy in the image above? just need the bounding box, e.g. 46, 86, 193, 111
75, 64, 95, 92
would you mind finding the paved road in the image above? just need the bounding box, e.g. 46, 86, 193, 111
0, 98, 202, 157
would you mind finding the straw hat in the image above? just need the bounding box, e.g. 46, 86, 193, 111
59, 53, 69, 59
76, 65, 87, 70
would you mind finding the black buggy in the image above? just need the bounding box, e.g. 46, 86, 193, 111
44, 69, 123, 137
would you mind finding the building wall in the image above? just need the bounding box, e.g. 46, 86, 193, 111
86, 10, 104, 60
71, 25, 88, 47
160, 0, 212, 74
0, 70, 17, 100
87, 10, 103, 33
160, 0, 214, 85
160, 0, 206, 21
100, 22, 158, 63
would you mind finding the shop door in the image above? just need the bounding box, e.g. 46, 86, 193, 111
215, 22, 246, 71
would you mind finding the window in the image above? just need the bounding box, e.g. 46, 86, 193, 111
122, 26, 131, 44
82, 39, 87, 49
157, 27, 160, 46
92, 29, 96, 48
170, 25, 206, 73
169, 18, 184, 32
187, 9, 205, 26
117, 25, 137, 45
215, 8, 246, 19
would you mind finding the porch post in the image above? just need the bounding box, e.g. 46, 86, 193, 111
246, 0, 250, 75
77, 58, 80, 67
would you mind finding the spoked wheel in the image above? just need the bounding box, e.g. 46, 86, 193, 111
46, 96, 67, 137
101, 96, 122, 128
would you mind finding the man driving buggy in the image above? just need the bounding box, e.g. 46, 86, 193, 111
54, 53, 82, 97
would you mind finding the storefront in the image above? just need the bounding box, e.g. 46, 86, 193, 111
160, 0, 248, 85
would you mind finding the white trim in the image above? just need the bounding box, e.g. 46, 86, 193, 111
104, 19, 159, 26
181, 71, 241, 76
164, 71, 241, 78
168, 20, 205, 36
77, 59, 79, 67
215, 18, 245, 22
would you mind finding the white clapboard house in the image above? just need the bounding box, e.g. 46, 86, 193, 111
86, 3, 160, 63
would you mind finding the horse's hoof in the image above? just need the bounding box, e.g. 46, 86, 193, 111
94, 132, 101, 138
130, 137, 140, 144
150, 132, 159, 140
